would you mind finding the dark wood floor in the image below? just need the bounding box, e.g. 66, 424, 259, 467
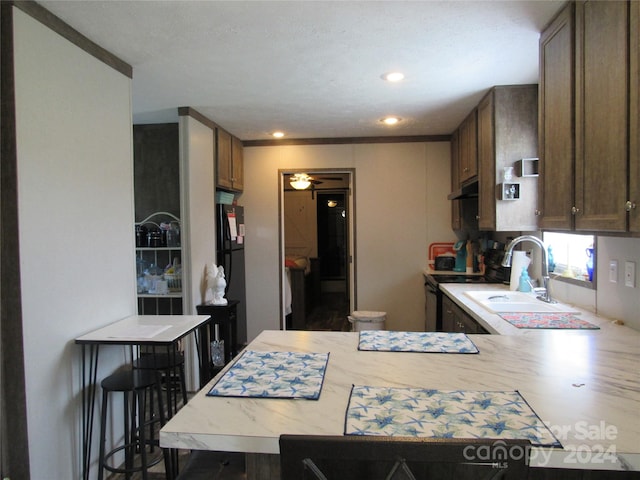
304, 292, 351, 331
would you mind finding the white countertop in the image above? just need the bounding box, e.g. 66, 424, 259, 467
439, 283, 627, 336
160, 328, 640, 471
423, 267, 484, 276
75, 314, 211, 344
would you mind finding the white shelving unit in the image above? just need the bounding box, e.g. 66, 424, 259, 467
135, 212, 185, 315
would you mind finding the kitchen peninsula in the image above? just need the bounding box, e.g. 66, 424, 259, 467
160, 319, 640, 477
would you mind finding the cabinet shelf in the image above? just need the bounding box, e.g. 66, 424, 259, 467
137, 293, 183, 298
135, 242, 183, 315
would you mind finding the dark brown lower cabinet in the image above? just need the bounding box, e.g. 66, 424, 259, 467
442, 295, 488, 334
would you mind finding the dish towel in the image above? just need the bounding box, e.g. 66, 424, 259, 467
358, 330, 479, 354
344, 385, 561, 448
207, 350, 329, 399
500, 313, 599, 329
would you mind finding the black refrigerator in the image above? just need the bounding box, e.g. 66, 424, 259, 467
216, 204, 247, 346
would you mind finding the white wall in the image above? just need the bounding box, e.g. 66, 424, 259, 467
425, 142, 456, 244
179, 115, 217, 390
242, 142, 452, 340
13, 8, 135, 478
179, 115, 217, 311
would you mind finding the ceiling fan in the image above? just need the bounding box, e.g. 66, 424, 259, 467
288, 174, 345, 187
288, 173, 349, 198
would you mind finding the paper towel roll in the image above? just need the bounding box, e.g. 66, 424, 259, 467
509, 251, 531, 291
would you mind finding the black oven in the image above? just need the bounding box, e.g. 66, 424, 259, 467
424, 249, 508, 331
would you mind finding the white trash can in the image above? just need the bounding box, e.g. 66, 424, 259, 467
347, 311, 386, 332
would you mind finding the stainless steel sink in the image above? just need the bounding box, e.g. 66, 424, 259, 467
465, 291, 579, 314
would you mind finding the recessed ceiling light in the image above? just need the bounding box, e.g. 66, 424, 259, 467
381, 116, 401, 126
382, 72, 405, 82
272, 131, 285, 138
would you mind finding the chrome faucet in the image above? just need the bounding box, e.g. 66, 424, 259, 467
501, 235, 554, 303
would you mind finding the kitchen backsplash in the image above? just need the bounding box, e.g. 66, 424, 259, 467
594, 235, 640, 331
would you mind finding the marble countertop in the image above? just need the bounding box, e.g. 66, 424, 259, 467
439, 283, 630, 336
74, 314, 211, 344
160, 328, 640, 471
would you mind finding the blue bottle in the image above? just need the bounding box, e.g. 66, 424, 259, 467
586, 247, 594, 282
518, 267, 532, 292
547, 245, 556, 273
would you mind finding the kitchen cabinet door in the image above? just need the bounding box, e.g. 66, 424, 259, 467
216, 127, 233, 190
231, 135, 244, 191
628, 0, 639, 232
574, 0, 629, 232
442, 295, 488, 334
477, 86, 538, 231
538, 3, 575, 231
441, 296, 458, 332
458, 109, 478, 184
540, 1, 634, 233
477, 92, 496, 231
217, 128, 244, 192
450, 130, 462, 230
442, 296, 468, 333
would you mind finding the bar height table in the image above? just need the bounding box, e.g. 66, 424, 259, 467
75, 314, 211, 480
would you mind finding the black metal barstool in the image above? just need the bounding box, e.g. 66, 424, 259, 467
132, 349, 188, 417
97, 368, 170, 480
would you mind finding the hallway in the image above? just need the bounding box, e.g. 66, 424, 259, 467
304, 292, 351, 332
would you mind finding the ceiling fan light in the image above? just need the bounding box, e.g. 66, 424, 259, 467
290, 173, 312, 190
272, 131, 285, 138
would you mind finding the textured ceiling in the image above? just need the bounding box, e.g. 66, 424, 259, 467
38, 0, 564, 141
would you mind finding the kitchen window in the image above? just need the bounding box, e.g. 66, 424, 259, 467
542, 232, 595, 286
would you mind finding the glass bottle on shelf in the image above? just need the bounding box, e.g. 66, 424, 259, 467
210, 324, 225, 367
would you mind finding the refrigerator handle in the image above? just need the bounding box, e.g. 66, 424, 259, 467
226, 250, 233, 295
218, 208, 228, 245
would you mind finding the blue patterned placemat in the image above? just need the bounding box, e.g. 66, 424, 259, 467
207, 350, 329, 400
345, 385, 561, 447
358, 330, 479, 354
499, 313, 599, 330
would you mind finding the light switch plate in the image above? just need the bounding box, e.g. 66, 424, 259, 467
625, 261, 636, 288
609, 260, 618, 283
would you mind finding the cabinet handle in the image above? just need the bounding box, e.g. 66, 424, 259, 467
625, 201, 637, 212
571, 206, 580, 215
475, 215, 480, 220
535, 209, 541, 216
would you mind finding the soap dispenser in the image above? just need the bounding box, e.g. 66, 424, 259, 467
518, 267, 532, 292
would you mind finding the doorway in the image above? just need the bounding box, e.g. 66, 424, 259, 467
280, 169, 355, 331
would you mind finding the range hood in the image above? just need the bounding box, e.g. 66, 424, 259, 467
448, 180, 478, 200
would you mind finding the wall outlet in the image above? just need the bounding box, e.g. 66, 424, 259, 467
625, 261, 636, 288
609, 260, 618, 283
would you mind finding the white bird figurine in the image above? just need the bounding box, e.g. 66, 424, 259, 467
207, 264, 228, 305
